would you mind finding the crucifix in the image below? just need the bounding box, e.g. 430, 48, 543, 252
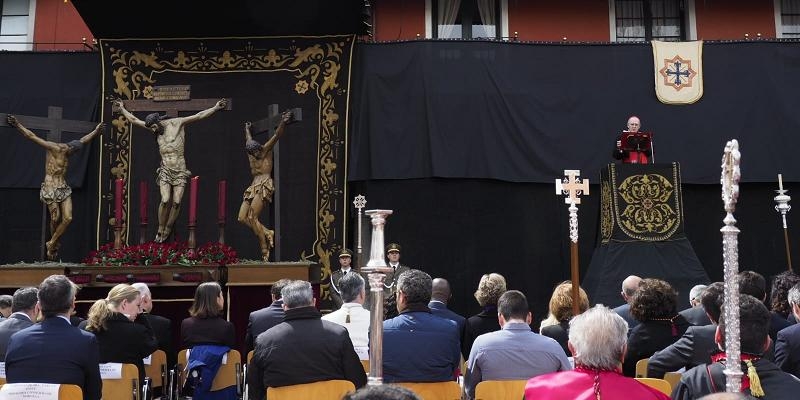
555, 169, 590, 317
1, 107, 100, 260
240, 104, 302, 261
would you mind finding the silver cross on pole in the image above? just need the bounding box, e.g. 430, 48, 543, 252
555, 169, 589, 317
353, 195, 367, 271
720, 139, 742, 393
775, 174, 793, 272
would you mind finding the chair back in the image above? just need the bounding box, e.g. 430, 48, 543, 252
635, 358, 649, 378
663, 372, 682, 390
266, 379, 355, 400
635, 377, 672, 395
474, 380, 527, 400
247, 350, 254, 364
177, 348, 242, 393
360, 360, 370, 374
101, 363, 140, 400
143, 349, 167, 389
0, 383, 82, 400
394, 381, 461, 400
0, 361, 5, 386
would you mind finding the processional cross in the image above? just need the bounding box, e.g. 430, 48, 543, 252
246, 104, 302, 261
1, 107, 99, 260
720, 139, 743, 393
556, 170, 590, 316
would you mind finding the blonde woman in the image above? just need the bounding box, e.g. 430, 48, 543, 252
540, 281, 590, 356
81, 283, 158, 386
461, 273, 506, 359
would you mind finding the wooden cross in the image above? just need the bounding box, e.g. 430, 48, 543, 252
121, 97, 233, 117
1, 106, 97, 142
1, 106, 98, 260
247, 104, 302, 261
555, 169, 590, 205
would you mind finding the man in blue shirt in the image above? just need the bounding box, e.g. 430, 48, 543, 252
465, 290, 571, 400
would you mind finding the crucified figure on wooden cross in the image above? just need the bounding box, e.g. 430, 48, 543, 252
113, 98, 227, 243
7, 115, 104, 260
239, 110, 293, 261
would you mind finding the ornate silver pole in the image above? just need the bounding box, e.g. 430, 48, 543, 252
362, 209, 393, 385
556, 170, 589, 317
720, 139, 742, 393
775, 174, 793, 272
353, 195, 367, 272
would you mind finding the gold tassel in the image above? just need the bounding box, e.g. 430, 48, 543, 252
745, 359, 764, 397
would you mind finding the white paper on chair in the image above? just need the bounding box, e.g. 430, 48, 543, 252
143, 354, 152, 365
0, 362, 5, 379
99, 362, 123, 379
0, 383, 59, 399
355, 347, 369, 360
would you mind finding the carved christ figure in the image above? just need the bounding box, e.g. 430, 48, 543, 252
238, 111, 293, 261
113, 98, 227, 243
7, 115, 104, 260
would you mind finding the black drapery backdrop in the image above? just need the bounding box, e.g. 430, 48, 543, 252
0, 52, 102, 262
350, 40, 800, 184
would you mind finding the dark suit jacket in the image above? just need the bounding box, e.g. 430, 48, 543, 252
180, 315, 236, 349
461, 306, 500, 359
246, 300, 284, 353
771, 311, 793, 343
679, 306, 712, 326
775, 322, 800, 378
623, 315, 691, 377
5, 316, 102, 400
0, 313, 34, 361
80, 312, 159, 386
141, 312, 175, 368
541, 320, 571, 357
647, 324, 717, 378
613, 303, 639, 334
428, 300, 466, 335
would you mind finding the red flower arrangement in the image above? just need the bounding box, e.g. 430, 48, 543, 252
83, 241, 238, 267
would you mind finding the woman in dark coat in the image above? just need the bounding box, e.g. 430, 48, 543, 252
180, 281, 236, 349
461, 273, 506, 359
82, 283, 158, 386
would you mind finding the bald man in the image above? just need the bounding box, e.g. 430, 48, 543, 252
428, 278, 465, 335
612, 275, 642, 334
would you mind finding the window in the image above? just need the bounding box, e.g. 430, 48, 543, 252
614, 0, 686, 42
432, 0, 502, 39
778, 0, 800, 38
0, 0, 33, 51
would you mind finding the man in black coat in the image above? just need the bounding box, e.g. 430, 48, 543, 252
245, 278, 292, 354
247, 280, 366, 399
775, 282, 800, 378
429, 277, 465, 335
132, 282, 175, 368
5, 275, 102, 400
648, 282, 723, 378
672, 295, 800, 400
0, 287, 38, 361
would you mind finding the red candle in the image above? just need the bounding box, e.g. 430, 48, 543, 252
189, 176, 199, 225
140, 181, 148, 224
218, 180, 226, 222
114, 178, 123, 227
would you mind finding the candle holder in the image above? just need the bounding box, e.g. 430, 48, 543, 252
361, 209, 393, 385
113, 217, 124, 250
775, 174, 793, 271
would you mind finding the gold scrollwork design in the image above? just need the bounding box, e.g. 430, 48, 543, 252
615, 173, 679, 240
601, 181, 613, 243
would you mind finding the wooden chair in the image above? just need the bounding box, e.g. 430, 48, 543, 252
635, 377, 672, 396
394, 381, 462, 400
474, 380, 527, 400
360, 360, 370, 374
0, 383, 83, 400
267, 379, 355, 400
635, 358, 649, 378
143, 349, 167, 391
663, 372, 682, 390
101, 363, 140, 400
247, 350, 254, 364
177, 349, 242, 392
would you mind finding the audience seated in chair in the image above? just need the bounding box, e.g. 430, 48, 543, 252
247, 280, 366, 399
4, 275, 102, 400
80, 284, 158, 388
181, 282, 235, 349
648, 282, 724, 378
0, 287, 38, 361
622, 278, 690, 377
775, 282, 800, 379
132, 282, 175, 368
322, 272, 370, 360
383, 270, 461, 383
428, 278, 466, 335
539, 281, 590, 357
462, 273, 506, 360
739, 270, 791, 344
612, 275, 642, 335
465, 290, 570, 400
245, 278, 291, 354
672, 294, 800, 399
678, 284, 711, 326
524, 305, 669, 400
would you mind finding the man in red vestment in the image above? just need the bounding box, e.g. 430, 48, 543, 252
524, 305, 669, 400
613, 115, 652, 164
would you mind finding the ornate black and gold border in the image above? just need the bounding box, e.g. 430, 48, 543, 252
97, 36, 355, 298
